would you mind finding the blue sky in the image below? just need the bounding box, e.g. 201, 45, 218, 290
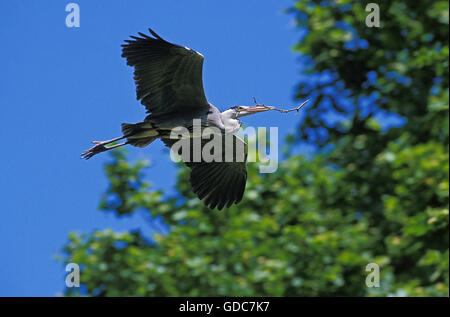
0, 0, 309, 296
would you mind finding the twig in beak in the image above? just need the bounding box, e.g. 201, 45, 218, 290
252, 97, 310, 115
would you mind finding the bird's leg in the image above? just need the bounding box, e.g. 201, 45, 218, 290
81, 138, 128, 160
91, 136, 125, 146
103, 142, 127, 150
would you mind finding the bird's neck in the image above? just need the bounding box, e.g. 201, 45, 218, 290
220, 111, 241, 134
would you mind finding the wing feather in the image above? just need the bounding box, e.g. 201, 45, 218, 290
121, 29, 209, 117
162, 135, 248, 210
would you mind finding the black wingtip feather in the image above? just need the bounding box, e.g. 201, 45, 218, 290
138, 32, 151, 39
148, 28, 165, 41
235, 176, 247, 203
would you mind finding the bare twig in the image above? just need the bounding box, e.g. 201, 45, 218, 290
252, 97, 310, 115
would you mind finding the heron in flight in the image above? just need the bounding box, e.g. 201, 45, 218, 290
82, 29, 297, 210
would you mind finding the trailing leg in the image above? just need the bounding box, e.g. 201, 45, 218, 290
81, 121, 159, 159
81, 138, 128, 160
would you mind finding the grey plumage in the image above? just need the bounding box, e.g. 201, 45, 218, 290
82, 29, 270, 210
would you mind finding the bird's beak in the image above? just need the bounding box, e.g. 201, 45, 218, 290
237, 106, 272, 117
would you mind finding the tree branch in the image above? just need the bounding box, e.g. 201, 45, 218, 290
252, 97, 310, 114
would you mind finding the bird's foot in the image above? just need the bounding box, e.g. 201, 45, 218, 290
81, 143, 108, 160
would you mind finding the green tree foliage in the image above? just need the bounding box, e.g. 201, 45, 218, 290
62, 0, 449, 296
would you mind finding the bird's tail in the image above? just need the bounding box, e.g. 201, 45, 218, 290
121, 122, 159, 148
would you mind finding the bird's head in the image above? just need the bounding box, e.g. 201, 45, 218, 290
228, 105, 272, 118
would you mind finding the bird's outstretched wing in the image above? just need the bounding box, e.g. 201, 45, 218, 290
163, 134, 248, 210
121, 29, 209, 117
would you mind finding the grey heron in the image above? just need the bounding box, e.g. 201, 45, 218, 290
81, 29, 290, 210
